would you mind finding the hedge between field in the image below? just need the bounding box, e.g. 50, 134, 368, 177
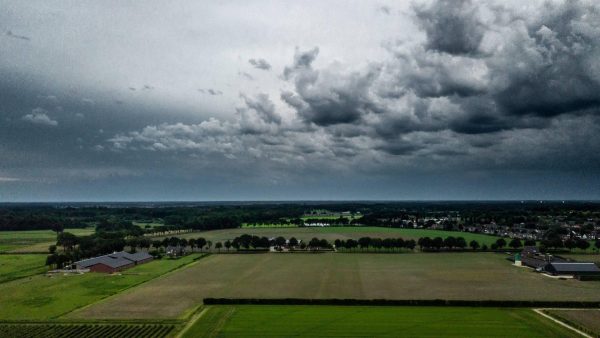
203, 298, 600, 308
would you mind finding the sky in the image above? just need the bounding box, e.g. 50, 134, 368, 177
1, 0, 600, 202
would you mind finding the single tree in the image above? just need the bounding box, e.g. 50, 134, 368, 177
215, 242, 223, 252
509, 238, 522, 250
469, 240, 480, 251
495, 238, 507, 249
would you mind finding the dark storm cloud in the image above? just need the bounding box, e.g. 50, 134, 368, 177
3, 0, 600, 201
248, 58, 272, 70
282, 48, 382, 126
413, 0, 484, 55
240, 93, 280, 124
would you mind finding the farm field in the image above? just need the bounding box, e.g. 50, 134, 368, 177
0, 254, 203, 320
545, 309, 600, 336
0, 228, 95, 253
154, 227, 501, 246
0, 254, 48, 284
0, 322, 176, 338
72, 253, 600, 319
182, 305, 574, 338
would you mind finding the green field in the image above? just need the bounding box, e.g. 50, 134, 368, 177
155, 227, 501, 247
0, 228, 95, 253
0, 254, 48, 284
0, 254, 203, 320
182, 305, 574, 338
545, 309, 600, 336
72, 253, 600, 319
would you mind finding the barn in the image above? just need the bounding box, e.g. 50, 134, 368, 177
542, 262, 600, 279
74, 251, 153, 273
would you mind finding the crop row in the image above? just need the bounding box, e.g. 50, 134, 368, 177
0, 323, 175, 338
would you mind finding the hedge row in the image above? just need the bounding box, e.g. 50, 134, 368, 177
203, 298, 600, 308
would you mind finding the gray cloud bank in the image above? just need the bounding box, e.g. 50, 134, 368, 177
2, 0, 600, 200
110, 0, 600, 172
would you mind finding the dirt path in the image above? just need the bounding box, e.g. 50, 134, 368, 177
175, 308, 208, 338
533, 309, 592, 338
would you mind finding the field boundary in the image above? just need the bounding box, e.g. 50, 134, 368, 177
538, 309, 600, 338
533, 309, 592, 338
57, 254, 210, 319
204, 298, 600, 308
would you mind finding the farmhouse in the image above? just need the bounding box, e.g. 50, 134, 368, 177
74, 251, 153, 273
542, 262, 600, 279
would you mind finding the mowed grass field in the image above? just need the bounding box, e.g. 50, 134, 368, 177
0, 228, 95, 253
545, 309, 600, 336
0, 254, 48, 283
72, 253, 600, 319
183, 305, 574, 338
156, 227, 501, 246
0, 254, 203, 320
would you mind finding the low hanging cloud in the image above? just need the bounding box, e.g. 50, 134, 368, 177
107, 0, 600, 173
21, 108, 58, 126
248, 58, 272, 70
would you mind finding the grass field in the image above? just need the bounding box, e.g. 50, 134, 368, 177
0, 228, 95, 253
0, 254, 203, 320
0, 254, 48, 284
73, 253, 600, 319
561, 253, 600, 265
182, 305, 574, 338
154, 227, 501, 247
545, 309, 600, 336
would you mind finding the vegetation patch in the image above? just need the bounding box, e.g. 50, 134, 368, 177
183, 305, 574, 338
0, 254, 48, 283
0, 254, 203, 320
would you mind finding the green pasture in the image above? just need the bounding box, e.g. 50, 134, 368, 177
0, 228, 95, 253
0, 254, 48, 284
0, 254, 203, 320
182, 305, 573, 338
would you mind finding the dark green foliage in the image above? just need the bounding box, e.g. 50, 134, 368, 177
203, 298, 600, 308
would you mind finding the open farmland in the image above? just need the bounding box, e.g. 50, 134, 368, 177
0, 228, 95, 253
154, 227, 501, 247
545, 309, 600, 336
0, 254, 48, 284
72, 253, 600, 319
182, 305, 574, 338
0, 322, 176, 338
0, 254, 203, 320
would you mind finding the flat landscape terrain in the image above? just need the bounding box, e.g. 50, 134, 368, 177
72, 253, 600, 319
182, 305, 575, 338
0, 228, 95, 253
545, 309, 600, 336
0, 254, 47, 283
157, 227, 501, 246
0, 254, 202, 320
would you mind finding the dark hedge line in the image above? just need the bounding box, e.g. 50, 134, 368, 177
203, 298, 600, 308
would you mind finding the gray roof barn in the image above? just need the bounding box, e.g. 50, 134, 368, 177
75, 251, 153, 269
543, 262, 600, 276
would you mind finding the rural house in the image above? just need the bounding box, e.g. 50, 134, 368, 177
74, 251, 153, 273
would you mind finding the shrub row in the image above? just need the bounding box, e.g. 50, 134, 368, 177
203, 298, 600, 308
